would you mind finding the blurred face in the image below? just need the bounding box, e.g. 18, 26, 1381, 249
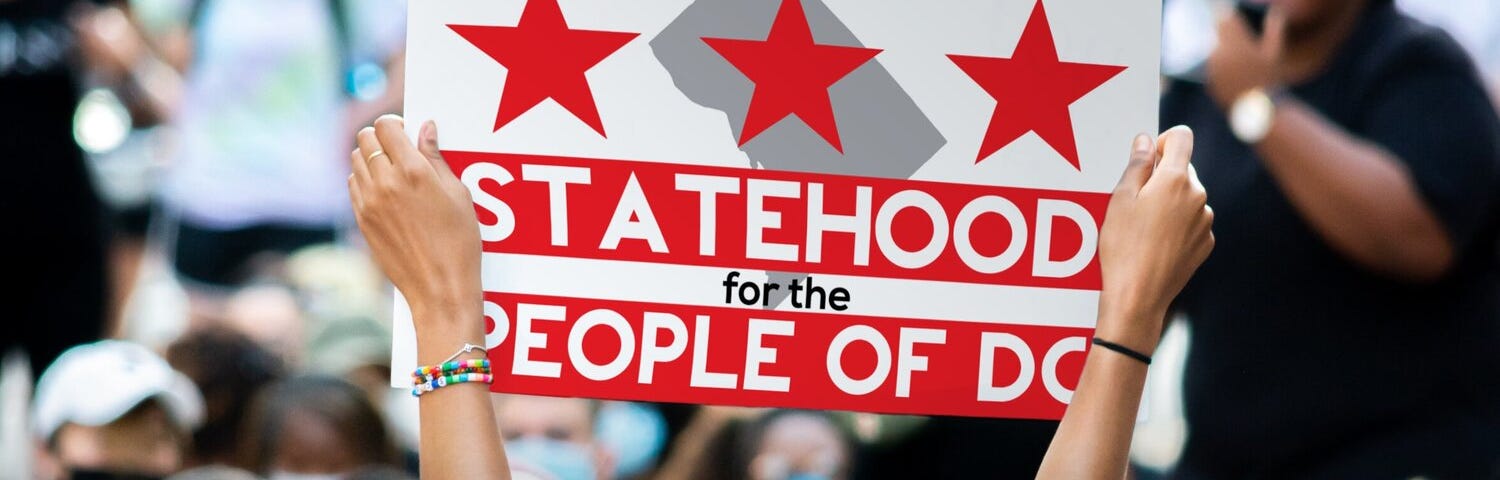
267, 408, 362, 478
750, 414, 849, 480
52, 402, 183, 478
493, 395, 610, 480
224, 285, 304, 364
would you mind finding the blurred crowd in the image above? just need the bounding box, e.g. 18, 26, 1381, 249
1, 0, 1498, 479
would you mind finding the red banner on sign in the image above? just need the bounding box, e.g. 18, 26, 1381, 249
481, 291, 1092, 419
446, 151, 1111, 291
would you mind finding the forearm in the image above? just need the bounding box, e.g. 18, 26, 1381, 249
79, 4, 185, 118
1035, 306, 1153, 480
1256, 100, 1452, 280
125, 53, 185, 119
123, 5, 187, 117
350, 117, 504, 477
412, 298, 510, 480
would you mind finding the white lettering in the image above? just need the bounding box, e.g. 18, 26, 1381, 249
461, 163, 516, 242
513, 303, 564, 378
746, 179, 801, 261
675, 174, 740, 256
875, 190, 948, 269
806, 183, 872, 266
521, 164, 590, 246
600, 173, 669, 253
977, 332, 1033, 402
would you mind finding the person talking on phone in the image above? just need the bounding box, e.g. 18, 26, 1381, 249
1162, 0, 1500, 477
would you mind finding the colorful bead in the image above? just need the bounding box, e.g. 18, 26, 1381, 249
410, 365, 490, 383
411, 359, 492, 384
410, 356, 494, 397
408, 367, 496, 397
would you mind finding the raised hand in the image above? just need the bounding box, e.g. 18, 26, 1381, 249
1206, 6, 1287, 108
1036, 127, 1213, 479
348, 116, 510, 479
349, 115, 483, 327
1095, 126, 1214, 355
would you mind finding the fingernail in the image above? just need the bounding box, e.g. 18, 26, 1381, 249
1132, 134, 1151, 154
420, 120, 435, 144
378, 113, 404, 129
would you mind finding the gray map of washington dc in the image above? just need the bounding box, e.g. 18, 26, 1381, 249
650, 0, 948, 308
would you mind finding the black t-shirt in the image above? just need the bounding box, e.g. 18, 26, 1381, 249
1, 0, 112, 377
1162, 3, 1500, 478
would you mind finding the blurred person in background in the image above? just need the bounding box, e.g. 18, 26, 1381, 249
688, 409, 856, 480
1396, 0, 1500, 109
284, 243, 429, 470
164, 327, 285, 469
218, 282, 307, 366
0, 0, 121, 380
164, 465, 261, 480
342, 466, 416, 480
742, 410, 855, 480
492, 394, 615, 480
291, 243, 400, 403
853, 416, 1057, 478
303, 313, 396, 408
31, 340, 204, 480
1162, 0, 1500, 477
125, 0, 405, 323
653, 406, 764, 480
70, 1, 177, 334
241, 375, 402, 479
592, 401, 669, 479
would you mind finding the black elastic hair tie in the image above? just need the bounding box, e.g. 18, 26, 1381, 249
1092, 337, 1152, 365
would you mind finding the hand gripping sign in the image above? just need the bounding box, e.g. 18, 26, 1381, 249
395, 0, 1159, 420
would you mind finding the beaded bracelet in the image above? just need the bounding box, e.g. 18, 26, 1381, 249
412, 359, 492, 383
411, 366, 489, 383
411, 372, 494, 397
411, 369, 490, 386
410, 343, 496, 397
411, 368, 489, 385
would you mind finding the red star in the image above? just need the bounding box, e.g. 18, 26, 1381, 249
948, 0, 1125, 169
449, 0, 638, 136
702, 0, 881, 153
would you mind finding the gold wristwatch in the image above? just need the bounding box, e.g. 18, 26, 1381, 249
1229, 87, 1277, 144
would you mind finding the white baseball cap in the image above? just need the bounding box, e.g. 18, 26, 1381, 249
32, 340, 205, 441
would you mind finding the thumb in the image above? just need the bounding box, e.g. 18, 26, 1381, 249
1262, 6, 1288, 60
1114, 134, 1156, 195
1155, 125, 1196, 174
418, 120, 455, 178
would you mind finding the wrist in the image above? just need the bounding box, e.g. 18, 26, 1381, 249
1095, 292, 1165, 356
409, 291, 484, 332
406, 277, 482, 313
412, 305, 487, 367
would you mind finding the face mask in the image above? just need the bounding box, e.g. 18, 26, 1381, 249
754, 452, 841, 480
268, 471, 345, 480
70, 471, 162, 480
594, 402, 667, 477
506, 436, 598, 480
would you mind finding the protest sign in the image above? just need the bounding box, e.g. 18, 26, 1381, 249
394, 0, 1159, 419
